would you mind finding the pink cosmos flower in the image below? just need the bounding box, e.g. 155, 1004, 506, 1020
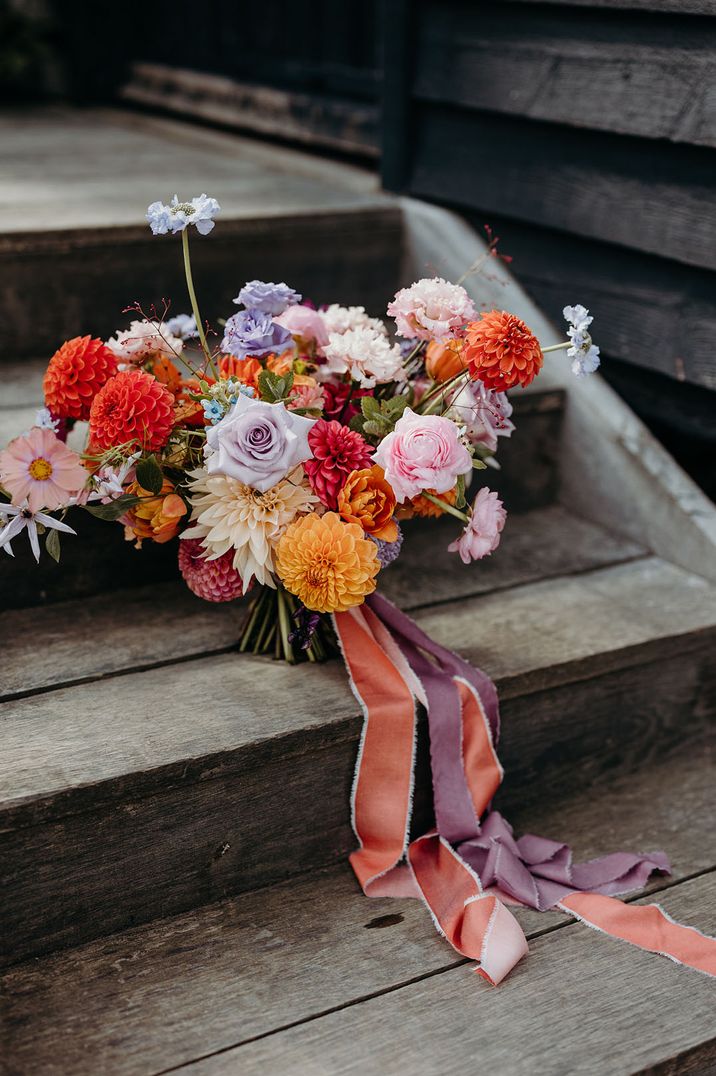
0, 427, 88, 512
372, 407, 472, 503
387, 277, 476, 341
274, 305, 329, 352
448, 487, 506, 564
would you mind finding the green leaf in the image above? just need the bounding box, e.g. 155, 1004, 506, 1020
85, 494, 140, 521
349, 414, 365, 434
361, 396, 380, 419
384, 395, 409, 416
362, 420, 385, 438
136, 454, 164, 495
45, 528, 61, 563
455, 473, 466, 509
472, 458, 487, 470
257, 370, 282, 401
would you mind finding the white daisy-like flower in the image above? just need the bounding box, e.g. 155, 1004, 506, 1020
0, 504, 76, 562
182, 465, 318, 588
146, 193, 221, 236
319, 304, 388, 338
321, 328, 405, 389
107, 320, 183, 362
563, 304, 600, 377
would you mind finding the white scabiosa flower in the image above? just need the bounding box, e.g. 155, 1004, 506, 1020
146, 193, 220, 236
321, 328, 405, 389
182, 466, 318, 588
563, 304, 601, 377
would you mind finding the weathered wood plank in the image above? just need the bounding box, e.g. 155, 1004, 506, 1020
410, 106, 716, 272
181, 873, 716, 1076
0, 559, 713, 963
509, 0, 716, 14
1, 751, 712, 1076
0, 507, 646, 700
416, 3, 716, 147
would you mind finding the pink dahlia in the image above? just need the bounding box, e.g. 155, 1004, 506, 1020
304, 419, 373, 508
0, 427, 88, 512
448, 488, 506, 564
178, 538, 248, 602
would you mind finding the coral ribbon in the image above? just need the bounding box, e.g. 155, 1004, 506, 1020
333, 594, 716, 984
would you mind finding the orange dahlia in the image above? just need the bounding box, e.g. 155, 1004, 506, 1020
338, 465, 398, 541
276, 511, 379, 613
123, 477, 187, 546
410, 485, 458, 519
463, 310, 543, 391
149, 354, 183, 395
425, 338, 466, 383
43, 336, 117, 420
89, 369, 175, 454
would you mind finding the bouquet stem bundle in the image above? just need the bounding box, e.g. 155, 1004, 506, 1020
238, 584, 336, 664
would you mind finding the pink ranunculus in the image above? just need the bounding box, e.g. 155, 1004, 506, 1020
0, 426, 88, 512
387, 277, 476, 341
274, 305, 329, 352
448, 487, 506, 564
372, 407, 472, 503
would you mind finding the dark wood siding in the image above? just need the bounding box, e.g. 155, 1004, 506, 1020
382, 0, 716, 396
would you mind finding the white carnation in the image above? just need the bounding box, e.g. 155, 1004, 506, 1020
321, 327, 405, 389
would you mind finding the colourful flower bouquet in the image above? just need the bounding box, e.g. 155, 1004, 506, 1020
0, 193, 599, 664
4, 193, 714, 986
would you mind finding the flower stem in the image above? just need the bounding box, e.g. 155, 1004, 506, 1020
276, 586, 296, 664
181, 229, 218, 379
418, 370, 469, 414
541, 340, 571, 354
422, 492, 470, 522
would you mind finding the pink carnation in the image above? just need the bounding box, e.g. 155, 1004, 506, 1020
448, 488, 506, 564
387, 277, 476, 341
305, 419, 373, 508
274, 305, 329, 352
178, 538, 248, 602
372, 407, 472, 503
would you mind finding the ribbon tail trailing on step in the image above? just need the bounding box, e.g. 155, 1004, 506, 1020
333, 594, 716, 985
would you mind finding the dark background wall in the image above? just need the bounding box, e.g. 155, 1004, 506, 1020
2, 0, 714, 495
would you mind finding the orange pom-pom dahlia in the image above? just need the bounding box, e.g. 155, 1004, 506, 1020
89, 369, 175, 454
463, 310, 543, 391
123, 477, 187, 546
337, 465, 398, 541
43, 336, 117, 420
276, 511, 379, 613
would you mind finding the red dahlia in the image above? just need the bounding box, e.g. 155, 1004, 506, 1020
304, 419, 373, 509
43, 335, 117, 420
322, 382, 374, 425
178, 538, 248, 602
89, 369, 175, 454
463, 310, 543, 391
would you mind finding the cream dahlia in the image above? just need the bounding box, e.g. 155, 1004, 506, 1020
182, 465, 318, 587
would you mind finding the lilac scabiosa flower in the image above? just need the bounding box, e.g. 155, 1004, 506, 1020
221, 310, 294, 359
165, 313, 198, 340
563, 304, 600, 378
234, 280, 302, 316
371, 523, 403, 567
205, 395, 315, 492
33, 407, 60, 433
448, 488, 506, 564
146, 193, 220, 236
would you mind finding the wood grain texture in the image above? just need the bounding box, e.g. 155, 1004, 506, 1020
410, 106, 716, 272
1, 751, 713, 1076
181, 873, 716, 1076
416, 3, 716, 147
0, 559, 713, 964
0, 506, 645, 699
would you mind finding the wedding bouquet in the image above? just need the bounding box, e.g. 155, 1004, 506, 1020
0, 193, 599, 664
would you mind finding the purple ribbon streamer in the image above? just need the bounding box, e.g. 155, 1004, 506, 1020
366, 593, 671, 911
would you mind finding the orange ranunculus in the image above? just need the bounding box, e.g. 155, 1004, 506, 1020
409, 485, 458, 519
425, 338, 467, 382
150, 354, 183, 395
337, 465, 398, 541
267, 349, 295, 377
124, 477, 187, 546
276, 512, 379, 613
219, 354, 263, 390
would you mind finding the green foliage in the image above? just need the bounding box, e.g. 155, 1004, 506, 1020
257, 370, 294, 404
45, 528, 61, 563
352, 393, 410, 441
135, 454, 164, 495
455, 473, 466, 510
84, 494, 140, 521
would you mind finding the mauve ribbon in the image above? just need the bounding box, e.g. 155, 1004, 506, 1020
333, 593, 716, 982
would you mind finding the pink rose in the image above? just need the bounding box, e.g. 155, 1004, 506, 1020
448, 487, 506, 563
387, 277, 476, 341
274, 305, 329, 352
372, 407, 472, 503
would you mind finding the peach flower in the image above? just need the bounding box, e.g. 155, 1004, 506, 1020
337, 465, 398, 541
0, 427, 87, 511
123, 477, 187, 546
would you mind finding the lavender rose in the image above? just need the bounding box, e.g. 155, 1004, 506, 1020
234, 280, 302, 316
221, 310, 294, 358
205, 395, 315, 492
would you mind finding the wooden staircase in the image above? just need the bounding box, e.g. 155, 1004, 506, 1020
1, 108, 715, 1076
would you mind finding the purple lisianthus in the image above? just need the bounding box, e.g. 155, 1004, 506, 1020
205, 395, 315, 492
234, 280, 302, 316
221, 310, 294, 358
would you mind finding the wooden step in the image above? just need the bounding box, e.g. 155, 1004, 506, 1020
0, 107, 401, 357
1, 550, 713, 966
1, 750, 713, 1076
0, 386, 565, 609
